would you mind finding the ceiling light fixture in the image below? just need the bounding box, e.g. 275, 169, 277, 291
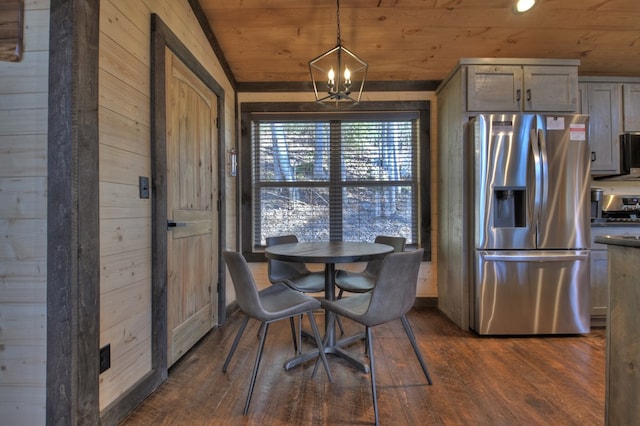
309, 0, 368, 109
514, 0, 536, 13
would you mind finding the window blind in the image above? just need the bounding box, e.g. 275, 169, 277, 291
252, 113, 418, 246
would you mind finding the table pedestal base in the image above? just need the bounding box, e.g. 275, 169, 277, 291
283, 331, 369, 373
263, 244, 393, 375
284, 264, 370, 373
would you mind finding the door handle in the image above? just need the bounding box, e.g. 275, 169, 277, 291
167, 220, 187, 228
482, 251, 589, 262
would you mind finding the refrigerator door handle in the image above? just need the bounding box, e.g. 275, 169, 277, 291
482, 251, 589, 262
530, 128, 542, 224
538, 128, 550, 215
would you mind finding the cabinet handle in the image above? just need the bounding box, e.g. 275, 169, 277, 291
526, 88, 532, 101
591, 152, 596, 162
516, 89, 521, 102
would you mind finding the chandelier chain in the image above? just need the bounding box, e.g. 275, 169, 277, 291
336, 0, 341, 46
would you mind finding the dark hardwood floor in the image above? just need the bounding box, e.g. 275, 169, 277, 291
119, 308, 605, 425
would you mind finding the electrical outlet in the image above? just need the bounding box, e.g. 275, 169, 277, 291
99, 344, 111, 374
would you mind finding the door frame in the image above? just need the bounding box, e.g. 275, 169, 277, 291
150, 14, 227, 377
100, 15, 228, 425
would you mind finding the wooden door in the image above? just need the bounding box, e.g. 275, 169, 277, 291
165, 48, 218, 366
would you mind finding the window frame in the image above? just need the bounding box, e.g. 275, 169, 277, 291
239, 101, 431, 262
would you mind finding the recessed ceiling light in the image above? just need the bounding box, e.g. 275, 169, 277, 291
514, 0, 536, 13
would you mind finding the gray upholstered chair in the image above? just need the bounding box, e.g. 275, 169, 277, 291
317, 249, 432, 426
266, 234, 341, 341
266, 234, 325, 293
335, 235, 406, 298
222, 251, 332, 415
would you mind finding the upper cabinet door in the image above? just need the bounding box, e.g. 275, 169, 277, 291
523, 66, 578, 112
466, 65, 578, 112
623, 83, 640, 132
582, 82, 621, 175
467, 65, 522, 112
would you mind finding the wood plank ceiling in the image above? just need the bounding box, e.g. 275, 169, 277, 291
196, 0, 640, 84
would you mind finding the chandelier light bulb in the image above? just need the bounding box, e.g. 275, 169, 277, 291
328, 67, 335, 88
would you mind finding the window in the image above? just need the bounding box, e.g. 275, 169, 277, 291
240, 102, 431, 261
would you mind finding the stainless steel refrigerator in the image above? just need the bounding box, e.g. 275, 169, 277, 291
469, 114, 591, 335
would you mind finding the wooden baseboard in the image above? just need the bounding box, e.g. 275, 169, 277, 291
224, 301, 239, 324
414, 297, 438, 309
590, 316, 606, 329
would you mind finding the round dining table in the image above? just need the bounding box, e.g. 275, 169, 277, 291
265, 240, 394, 372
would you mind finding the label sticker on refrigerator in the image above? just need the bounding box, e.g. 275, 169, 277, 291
569, 123, 586, 141
546, 117, 565, 130
491, 120, 513, 133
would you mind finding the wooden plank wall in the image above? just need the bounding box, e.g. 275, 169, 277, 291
0, 0, 49, 424
98, 0, 234, 412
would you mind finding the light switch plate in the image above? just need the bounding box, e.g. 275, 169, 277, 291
139, 176, 149, 199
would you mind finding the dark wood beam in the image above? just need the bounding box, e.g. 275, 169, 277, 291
47, 0, 100, 424
236, 80, 441, 93
189, 0, 237, 89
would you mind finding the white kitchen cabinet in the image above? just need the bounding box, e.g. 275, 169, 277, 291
579, 81, 621, 175
467, 64, 578, 112
623, 83, 640, 132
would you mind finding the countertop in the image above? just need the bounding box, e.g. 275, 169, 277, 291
594, 234, 640, 248
591, 220, 640, 227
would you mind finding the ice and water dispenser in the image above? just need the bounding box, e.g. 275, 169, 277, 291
494, 187, 526, 227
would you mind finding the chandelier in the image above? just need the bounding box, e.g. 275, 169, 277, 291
308, 0, 368, 109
